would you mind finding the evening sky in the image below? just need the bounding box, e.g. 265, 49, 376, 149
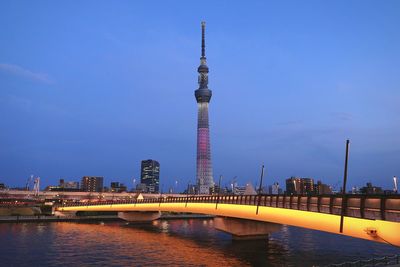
1, 1, 399, 191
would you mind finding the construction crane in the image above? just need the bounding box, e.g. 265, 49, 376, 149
33, 177, 40, 196
25, 175, 34, 191
331, 180, 342, 193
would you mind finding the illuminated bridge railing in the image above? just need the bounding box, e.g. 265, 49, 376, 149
61, 194, 400, 222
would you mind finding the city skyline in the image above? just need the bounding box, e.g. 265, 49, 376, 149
1, 1, 400, 191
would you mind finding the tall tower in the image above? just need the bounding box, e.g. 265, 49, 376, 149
195, 21, 214, 194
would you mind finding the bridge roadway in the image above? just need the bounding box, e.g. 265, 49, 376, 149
57, 194, 400, 246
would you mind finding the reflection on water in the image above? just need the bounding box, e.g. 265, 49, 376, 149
0, 219, 399, 266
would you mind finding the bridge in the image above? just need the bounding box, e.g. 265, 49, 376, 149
57, 194, 400, 246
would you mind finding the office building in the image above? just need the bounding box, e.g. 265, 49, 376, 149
81, 176, 104, 192
135, 183, 147, 193
59, 179, 79, 190
314, 180, 333, 195
110, 182, 127, 193
45, 179, 80, 192
286, 177, 315, 195
140, 160, 160, 193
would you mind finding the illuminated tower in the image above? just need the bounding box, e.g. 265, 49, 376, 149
195, 21, 214, 194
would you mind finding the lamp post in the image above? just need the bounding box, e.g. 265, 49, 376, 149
215, 175, 222, 210
340, 139, 350, 233
256, 164, 265, 215
185, 180, 191, 207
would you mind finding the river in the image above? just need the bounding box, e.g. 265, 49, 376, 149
0, 219, 399, 266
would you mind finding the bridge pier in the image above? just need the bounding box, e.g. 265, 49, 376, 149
118, 211, 161, 223
214, 216, 282, 240
53, 210, 77, 217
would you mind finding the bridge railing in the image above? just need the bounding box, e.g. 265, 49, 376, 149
59, 194, 400, 222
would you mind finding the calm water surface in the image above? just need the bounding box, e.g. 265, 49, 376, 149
0, 219, 399, 266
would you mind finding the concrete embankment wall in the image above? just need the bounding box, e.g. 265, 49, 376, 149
0, 207, 41, 216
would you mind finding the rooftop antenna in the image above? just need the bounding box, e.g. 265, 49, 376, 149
201, 21, 206, 58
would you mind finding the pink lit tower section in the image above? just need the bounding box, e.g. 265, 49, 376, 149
195, 22, 214, 194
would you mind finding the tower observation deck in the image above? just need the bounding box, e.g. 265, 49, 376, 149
195, 21, 214, 194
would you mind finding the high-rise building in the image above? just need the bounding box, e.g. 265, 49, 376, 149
286, 177, 301, 194
81, 176, 103, 192
286, 177, 315, 195
314, 180, 333, 195
195, 22, 214, 194
301, 178, 314, 194
140, 159, 160, 193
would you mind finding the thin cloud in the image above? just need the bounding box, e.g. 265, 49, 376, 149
0, 63, 53, 84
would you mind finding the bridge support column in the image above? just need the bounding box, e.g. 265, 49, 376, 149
214, 217, 282, 240
118, 211, 161, 223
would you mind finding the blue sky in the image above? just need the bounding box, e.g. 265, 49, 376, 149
1, 1, 399, 191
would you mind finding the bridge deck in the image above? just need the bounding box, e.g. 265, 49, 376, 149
58, 194, 400, 246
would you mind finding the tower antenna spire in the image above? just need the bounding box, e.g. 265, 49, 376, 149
201, 21, 206, 58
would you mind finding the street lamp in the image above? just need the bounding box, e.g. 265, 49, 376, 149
256, 164, 265, 215
216, 175, 222, 210
185, 180, 191, 207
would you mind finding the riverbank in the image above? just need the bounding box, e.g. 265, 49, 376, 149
0, 206, 42, 216
0, 213, 214, 223
0, 215, 121, 223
